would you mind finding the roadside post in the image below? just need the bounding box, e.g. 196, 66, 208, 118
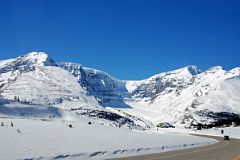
221, 129, 224, 134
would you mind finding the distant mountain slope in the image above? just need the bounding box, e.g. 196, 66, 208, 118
60, 62, 240, 127
0, 52, 150, 129
123, 66, 240, 127
0, 52, 99, 109
58, 62, 130, 108
1, 51, 239, 128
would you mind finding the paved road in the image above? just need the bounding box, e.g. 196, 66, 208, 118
111, 135, 240, 160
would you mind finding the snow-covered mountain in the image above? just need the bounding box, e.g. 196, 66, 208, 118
0, 52, 239, 128
123, 66, 240, 127
0, 52, 150, 129
59, 60, 240, 128
0, 52, 98, 109
58, 62, 130, 108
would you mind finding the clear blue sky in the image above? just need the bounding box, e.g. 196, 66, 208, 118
0, 0, 240, 80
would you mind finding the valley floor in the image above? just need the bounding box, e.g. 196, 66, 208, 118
0, 117, 216, 160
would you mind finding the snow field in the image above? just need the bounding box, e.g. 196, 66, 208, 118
0, 118, 216, 160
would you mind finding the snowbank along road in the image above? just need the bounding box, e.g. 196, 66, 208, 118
111, 135, 240, 160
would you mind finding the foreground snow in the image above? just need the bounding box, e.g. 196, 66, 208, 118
190, 127, 240, 139
0, 118, 216, 160
192, 126, 240, 139
150, 126, 240, 140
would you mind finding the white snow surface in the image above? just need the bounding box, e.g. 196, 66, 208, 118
58, 60, 240, 127
0, 52, 57, 68
194, 126, 240, 139
1, 52, 239, 160
122, 67, 240, 126
151, 126, 240, 139
0, 117, 216, 160
1, 52, 240, 128
1, 66, 100, 110
0, 99, 63, 118
0, 52, 101, 111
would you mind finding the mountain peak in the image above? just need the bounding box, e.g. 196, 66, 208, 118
185, 65, 201, 75
25, 51, 47, 57
209, 66, 223, 70
21, 51, 57, 67
206, 66, 225, 73
167, 65, 201, 77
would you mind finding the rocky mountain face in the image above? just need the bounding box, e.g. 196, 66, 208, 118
128, 65, 201, 101
0, 52, 240, 128
124, 66, 240, 127
0, 52, 106, 118
0, 52, 150, 129
59, 61, 240, 128
58, 62, 130, 108
0, 52, 57, 94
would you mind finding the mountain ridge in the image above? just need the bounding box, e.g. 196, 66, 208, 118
0, 51, 239, 128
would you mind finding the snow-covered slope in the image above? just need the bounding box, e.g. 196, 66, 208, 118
0, 99, 63, 118
0, 52, 150, 129
123, 66, 240, 127
0, 52, 57, 71
59, 61, 240, 128
1, 52, 239, 128
126, 65, 201, 101
0, 117, 216, 160
0, 52, 99, 109
59, 62, 130, 108
0, 52, 57, 94
58, 61, 240, 128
